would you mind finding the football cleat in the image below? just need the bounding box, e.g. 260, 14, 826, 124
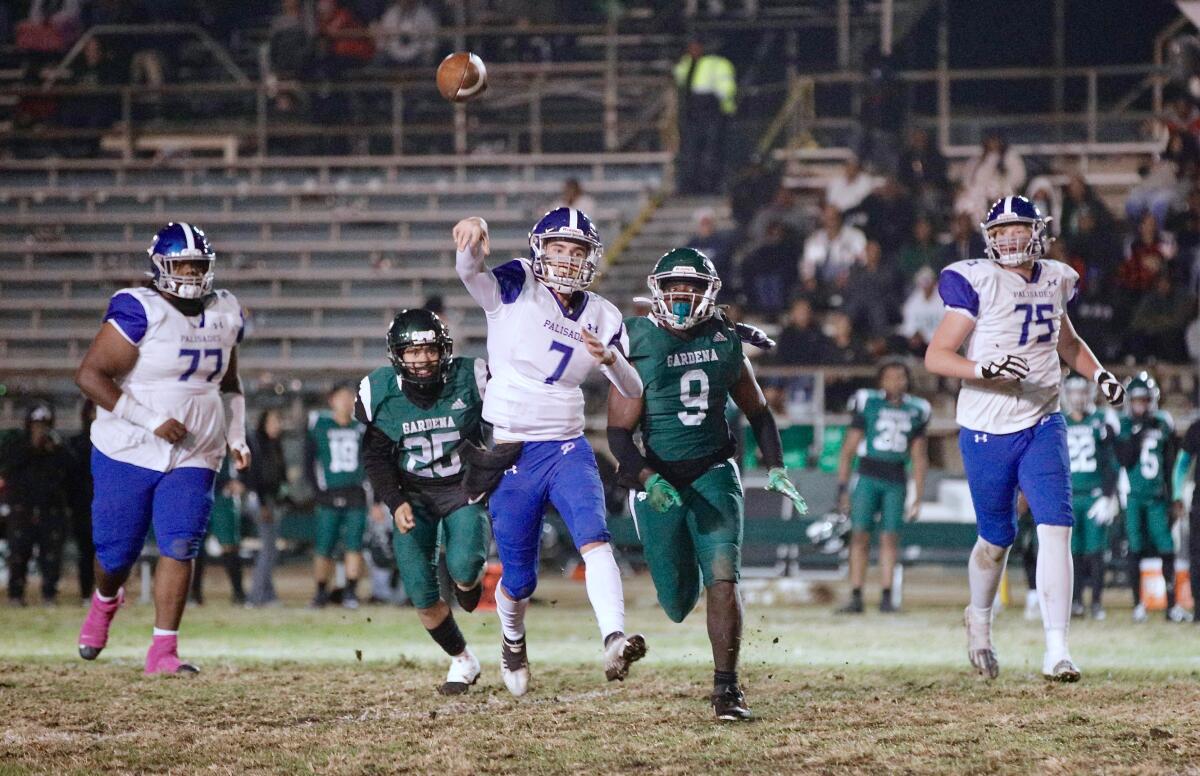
79, 588, 124, 661
1166, 605, 1193, 623
1043, 655, 1081, 683
1090, 603, 1106, 621
711, 683, 752, 722
1071, 601, 1085, 619
1132, 603, 1148, 623
603, 632, 647, 682
501, 635, 531, 697
342, 590, 360, 610
964, 606, 999, 680
144, 635, 199, 676
308, 590, 329, 609
439, 647, 481, 696
835, 599, 864, 615
878, 598, 898, 614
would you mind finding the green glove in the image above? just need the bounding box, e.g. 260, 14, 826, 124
766, 466, 808, 516
645, 473, 682, 513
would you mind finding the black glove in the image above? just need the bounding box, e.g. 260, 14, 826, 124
1094, 369, 1125, 407
734, 322, 776, 350
974, 354, 1030, 380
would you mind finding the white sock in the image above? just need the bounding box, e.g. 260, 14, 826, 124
1036, 524, 1073, 657
96, 591, 117, 603
968, 537, 1010, 612
152, 627, 178, 637
495, 586, 528, 643
581, 543, 625, 640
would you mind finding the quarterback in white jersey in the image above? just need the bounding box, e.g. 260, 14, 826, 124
453, 207, 646, 696
925, 195, 1125, 683
75, 222, 250, 676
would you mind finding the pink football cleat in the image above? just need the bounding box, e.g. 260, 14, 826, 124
144, 634, 199, 675
78, 589, 124, 660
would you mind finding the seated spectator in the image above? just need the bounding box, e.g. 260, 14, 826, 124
1126, 132, 1194, 228
554, 178, 598, 217
843, 240, 901, 337
857, 177, 914, 257
800, 203, 867, 289
898, 266, 944, 356
1127, 273, 1194, 362
16, 0, 82, 54
1118, 212, 1175, 297
896, 215, 941, 279
317, 0, 375, 69
740, 220, 800, 320
686, 207, 735, 290
1063, 204, 1121, 292
373, 0, 438, 67
269, 0, 313, 78
1070, 284, 1121, 363
959, 130, 1026, 216
1161, 92, 1200, 144
938, 210, 987, 266
748, 183, 809, 247
825, 154, 878, 215
1060, 172, 1116, 241
1025, 176, 1062, 237
823, 311, 870, 365
1166, 186, 1200, 290
774, 298, 833, 366
898, 126, 948, 214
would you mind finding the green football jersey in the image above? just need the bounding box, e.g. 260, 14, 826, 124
359, 356, 486, 481
625, 315, 743, 463
1065, 410, 1117, 496
307, 411, 365, 492
848, 389, 931, 466
1119, 410, 1175, 499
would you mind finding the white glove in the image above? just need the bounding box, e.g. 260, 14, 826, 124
1087, 495, 1119, 526
1094, 368, 1125, 407
974, 354, 1030, 380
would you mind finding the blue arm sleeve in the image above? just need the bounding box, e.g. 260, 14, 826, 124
1174, 451, 1192, 502
103, 293, 148, 345
937, 270, 980, 318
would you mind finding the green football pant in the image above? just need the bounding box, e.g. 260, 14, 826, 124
849, 474, 906, 534
207, 494, 241, 547
1070, 496, 1109, 555
391, 502, 489, 610
630, 459, 743, 623
1125, 496, 1173, 554
314, 505, 367, 558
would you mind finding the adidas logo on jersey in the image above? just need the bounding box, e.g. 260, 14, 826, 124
451, 398, 467, 410
712, 331, 727, 343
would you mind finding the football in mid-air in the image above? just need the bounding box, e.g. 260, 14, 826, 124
436, 52, 488, 103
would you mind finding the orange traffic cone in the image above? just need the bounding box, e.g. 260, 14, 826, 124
477, 562, 503, 611
1140, 557, 1167, 611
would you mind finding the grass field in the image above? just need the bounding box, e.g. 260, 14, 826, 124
3, 570, 1200, 774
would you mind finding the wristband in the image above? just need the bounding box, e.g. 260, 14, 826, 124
113, 393, 169, 432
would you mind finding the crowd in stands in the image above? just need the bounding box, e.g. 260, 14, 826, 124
698, 110, 1200, 374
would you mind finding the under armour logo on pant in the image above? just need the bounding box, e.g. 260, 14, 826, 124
505, 465, 518, 475
974, 434, 988, 443
561, 442, 575, 455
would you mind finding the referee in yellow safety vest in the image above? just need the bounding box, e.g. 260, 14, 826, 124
674, 36, 736, 195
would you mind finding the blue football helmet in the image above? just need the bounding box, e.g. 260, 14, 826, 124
980, 195, 1053, 267
148, 222, 215, 300
528, 207, 602, 293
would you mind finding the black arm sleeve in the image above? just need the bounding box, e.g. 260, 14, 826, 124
607, 426, 649, 490
747, 408, 785, 469
1183, 420, 1200, 455
1099, 429, 1119, 497
1115, 428, 1144, 469
362, 424, 407, 513
1164, 432, 1180, 500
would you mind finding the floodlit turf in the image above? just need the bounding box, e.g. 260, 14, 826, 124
2, 572, 1199, 774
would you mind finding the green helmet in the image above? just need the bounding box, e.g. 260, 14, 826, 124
1124, 371, 1159, 415
647, 247, 722, 330
387, 308, 453, 387
1061, 373, 1095, 416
